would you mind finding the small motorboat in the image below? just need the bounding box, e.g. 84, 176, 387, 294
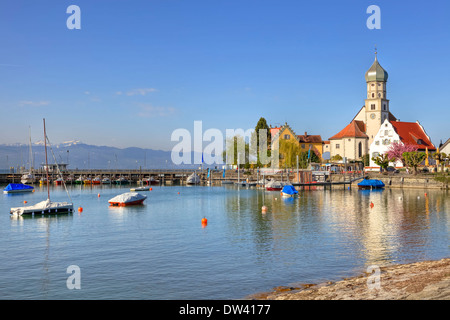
357, 179, 385, 190
3, 183, 34, 194
130, 186, 150, 192
265, 180, 284, 191
115, 176, 130, 185
108, 192, 147, 206
186, 172, 200, 185
102, 177, 111, 184
281, 185, 298, 197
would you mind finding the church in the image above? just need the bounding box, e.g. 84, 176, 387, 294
328, 52, 435, 164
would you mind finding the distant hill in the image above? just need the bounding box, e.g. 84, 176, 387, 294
0, 142, 202, 170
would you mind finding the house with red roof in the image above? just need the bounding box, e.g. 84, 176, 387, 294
368, 119, 436, 169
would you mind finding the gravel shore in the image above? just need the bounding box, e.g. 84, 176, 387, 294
251, 258, 450, 300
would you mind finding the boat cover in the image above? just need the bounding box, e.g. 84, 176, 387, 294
10, 199, 73, 216
357, 179, 385, 188
281, 185, 298, 195
4, 183, 34, 191
109, 192, 147, 204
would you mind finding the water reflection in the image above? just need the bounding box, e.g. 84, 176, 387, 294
224, 187, 449, 278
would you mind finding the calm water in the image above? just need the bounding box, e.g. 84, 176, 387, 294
0, 183, 448, 299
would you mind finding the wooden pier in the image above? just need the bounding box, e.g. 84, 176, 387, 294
0, 169, 365, 189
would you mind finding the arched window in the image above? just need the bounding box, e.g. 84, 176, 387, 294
358, 142, 362, 158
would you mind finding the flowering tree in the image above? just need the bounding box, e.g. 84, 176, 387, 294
386, 142, 418, 167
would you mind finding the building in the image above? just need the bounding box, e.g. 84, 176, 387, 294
368, 119, 436, 168
270, 123, 323, 162
439, 138, 450, 155
329, 52, 398, 162
329, 120, 369, 162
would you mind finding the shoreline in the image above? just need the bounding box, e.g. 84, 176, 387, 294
248, 258, 450, 300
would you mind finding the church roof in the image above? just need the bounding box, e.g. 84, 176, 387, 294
365, 55, 388, 83
390, 121, 436, 151
329, 120, 368, 140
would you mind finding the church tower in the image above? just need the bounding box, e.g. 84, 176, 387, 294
364, 52, 389, 146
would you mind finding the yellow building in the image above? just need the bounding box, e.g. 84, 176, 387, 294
270, 123, 324, 166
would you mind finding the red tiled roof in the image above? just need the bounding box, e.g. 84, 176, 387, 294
390, 121, 436, 151
297, 133, 323, 143
329, 120, 368, 140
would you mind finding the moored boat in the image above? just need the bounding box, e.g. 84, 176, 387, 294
186, 172, 200, 185
130, 186, 150, 192
21, 172, 35, 184
357, 179, 385, 189
108, 192, 147, 206
281, 185, 298, 197
10, 119, 73, 216
115, 176, 130, 185
265, 180, 284, 191
3, 183, 34, 194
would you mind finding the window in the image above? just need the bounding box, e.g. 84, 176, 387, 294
383, 104, 386, 111
375, 141, 380, 145
336, 144, 340, 149
301, 144, 305, 149
372, 93, 375, 98
384, 130, 389, 136
371, 104, 376, 110
378, 93, 381, 97
348, 139, 351, 142
283, 134, 290, 140
358, 142, 362, 158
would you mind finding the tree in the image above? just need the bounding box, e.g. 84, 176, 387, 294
386, 142, 418, 167
222, 135, 250, 168
403, 151, 426, 175
279, 140, 320, 169
254, 117, 271, 167
372, 153, 392, 172
331, 154, 343, 162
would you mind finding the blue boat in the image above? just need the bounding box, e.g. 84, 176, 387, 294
357, 179, 385, 189
3, 183, 34, 194
281, 185, 299, 197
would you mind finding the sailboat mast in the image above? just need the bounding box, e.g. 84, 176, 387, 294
43, 118, 50, 200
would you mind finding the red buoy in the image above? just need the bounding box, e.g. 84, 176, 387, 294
78, 207, 83, 212
201, 217, 208, 227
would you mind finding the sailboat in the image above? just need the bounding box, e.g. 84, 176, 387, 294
21, 127, 36, 184
10, 119, 74, 216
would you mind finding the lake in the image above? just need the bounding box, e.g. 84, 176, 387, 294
0, 183, 448, 299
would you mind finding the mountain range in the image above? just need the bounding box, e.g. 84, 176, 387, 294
0, 141, 201, 170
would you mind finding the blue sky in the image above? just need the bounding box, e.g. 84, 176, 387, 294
1, 0, 449, 151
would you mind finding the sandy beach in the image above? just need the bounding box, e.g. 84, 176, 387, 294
250, 258, 450, 300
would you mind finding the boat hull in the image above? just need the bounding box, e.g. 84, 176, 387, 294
109, 199, 145, 206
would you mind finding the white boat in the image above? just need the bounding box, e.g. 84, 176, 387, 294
11, 199, 73, 216
109, 192, 147, 206
102, 177, 111, 184
265, 180, 284, 191
186, 172, 200, 185
21, 172, 35, 184
10, 119, 73, 216
130, 186, 150, 192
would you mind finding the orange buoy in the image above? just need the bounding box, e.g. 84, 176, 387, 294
178, 192, 180, 194
425, 193, 427, 196
78, 207, 83, 212
23, 201, 27, 204
370, 202, 374, 208
201, 217, 208, 226
98, 193, 101, 197
150, 188, 152, 191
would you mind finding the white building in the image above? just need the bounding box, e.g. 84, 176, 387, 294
368, 119, 436, 170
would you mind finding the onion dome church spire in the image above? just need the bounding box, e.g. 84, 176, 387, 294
365, 48, 388, 83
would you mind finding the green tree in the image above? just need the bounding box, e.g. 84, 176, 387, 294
331, 154, 343, 162
372, 153, 392, 172
222, 135, 250, 168
403, 151, 426, 175
254, 117, 271, 167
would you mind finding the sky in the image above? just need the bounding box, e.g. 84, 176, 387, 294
1, 0, 449, 151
